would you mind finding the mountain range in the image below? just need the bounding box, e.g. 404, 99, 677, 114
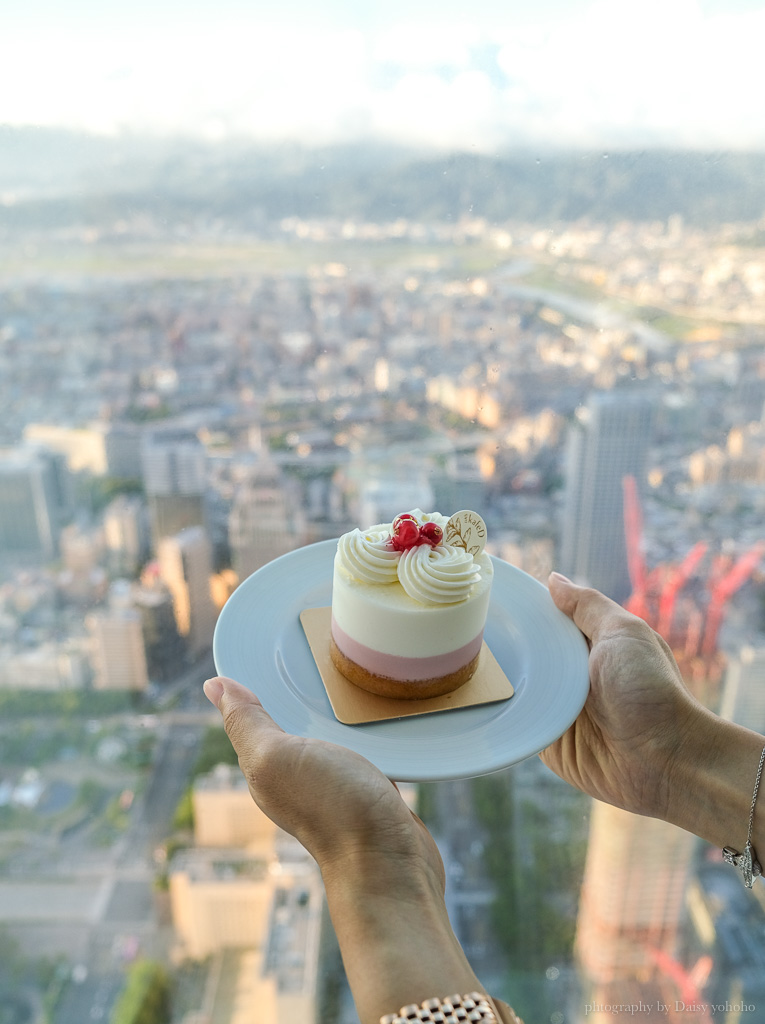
2, 127, 765, 228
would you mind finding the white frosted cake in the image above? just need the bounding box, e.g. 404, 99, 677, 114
329, 510, 493, 699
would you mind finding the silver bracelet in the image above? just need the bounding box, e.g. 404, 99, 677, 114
722, 744, 765, 888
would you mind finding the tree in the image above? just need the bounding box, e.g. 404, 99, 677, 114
110, 960, 170, 1024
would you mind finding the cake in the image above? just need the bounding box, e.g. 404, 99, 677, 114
329, 509, 493, 699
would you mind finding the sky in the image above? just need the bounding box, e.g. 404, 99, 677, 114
3, 0, 765, 150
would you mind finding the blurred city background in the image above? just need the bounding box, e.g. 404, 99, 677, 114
2, 2, 765, 1023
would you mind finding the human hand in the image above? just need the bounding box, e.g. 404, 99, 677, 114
202, 676, 445, 894
540, 573, 706, 822
202, 678, 493, 1023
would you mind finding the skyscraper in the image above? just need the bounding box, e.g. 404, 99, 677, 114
575, 801, 695, 991
560, 391, 655, 603
103, 494, 151, 577
86, 584, 149, 691
719, 645, 765, 733
563, 393, 690, 1012
192, 764, 278, 851
141, 430, 207, 547
158, 526, 217, 657
22, 420, 143, 479
103, 421, 143, 480
228, 462, 307, 581
22, 423, 109, 475
0, 446, 73, 564
356, 473, 435, 528
133, 583, 187, 681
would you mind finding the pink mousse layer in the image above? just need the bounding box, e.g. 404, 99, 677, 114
331, 616, 483, 682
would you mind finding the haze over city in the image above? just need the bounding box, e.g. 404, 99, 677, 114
4, 0, 765, 148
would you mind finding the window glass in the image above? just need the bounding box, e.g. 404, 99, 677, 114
2, 3, 765, 1023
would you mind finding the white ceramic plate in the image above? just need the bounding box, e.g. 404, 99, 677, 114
213, 540, 589, 782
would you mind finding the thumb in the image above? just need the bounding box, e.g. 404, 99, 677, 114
202, 676, 285, 755
548, 571, 637, 645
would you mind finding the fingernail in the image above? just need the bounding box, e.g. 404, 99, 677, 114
549, 571, 573, 584
203, 677, 225, 708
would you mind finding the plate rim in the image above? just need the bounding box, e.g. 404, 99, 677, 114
213, 539, 590, 782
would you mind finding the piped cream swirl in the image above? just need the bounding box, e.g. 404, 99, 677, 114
396, 543, 480, 604
336, 526, 400, 584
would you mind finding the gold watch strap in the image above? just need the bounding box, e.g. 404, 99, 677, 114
380, 992, 524, 1024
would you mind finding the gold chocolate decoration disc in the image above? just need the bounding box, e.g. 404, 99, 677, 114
445, 510, 487, 556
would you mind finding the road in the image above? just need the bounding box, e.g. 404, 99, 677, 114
431, 779, 508, 986
493, 262, 673, 353
50, 654, 216, 1024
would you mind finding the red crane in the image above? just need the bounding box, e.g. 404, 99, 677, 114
622, 475, 762, 660
622, 474, 648, 618
622, 475, 702, 638
647, 948, 713, 1014
656, 541, 708, 639
684, 604, 705, 661
699, 541, 765, 659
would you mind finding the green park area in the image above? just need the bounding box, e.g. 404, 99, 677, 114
0, 235, 504, 279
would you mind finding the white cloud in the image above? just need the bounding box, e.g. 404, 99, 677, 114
370, 23, 480, 69
494, 0, 765, 146
2, 1, 765, 147
370, 70, 503, 149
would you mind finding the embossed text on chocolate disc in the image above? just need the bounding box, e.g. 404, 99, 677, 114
445, 510, 487, 557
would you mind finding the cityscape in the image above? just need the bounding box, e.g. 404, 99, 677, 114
1, 137, 765, 1024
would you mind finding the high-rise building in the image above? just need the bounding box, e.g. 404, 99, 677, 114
0, 447, 73, 564
86, 594, 149, 691
157, 526, 217, 657
168, 843, 322, 1020
169, 762, 322, 1020
133, 583, 186, 681
0, 639, 90, 690
22, 420, 143, 480
430, 452, 488, 516
229, 462, 307, 581
103, 494, 150, 577
141, 430, 207, 546
576, 801, 695, 1003
169, 851, 272, 959
684, 864, 765, 1010
103, 421, 143, 480
142, 429, 207, 495
719, 645, 765, 733
356, 473, 435, 528
560, 391, 655, 603
192, 764, 279, 852
58, 524, 108, 604
60, 524, 101, 576
22, 423, 109, 475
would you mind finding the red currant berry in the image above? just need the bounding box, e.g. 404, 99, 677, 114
392, 513, 418, 531
391, 514, 424, 550
419, 522, 443, 546
391, 518, 420, 550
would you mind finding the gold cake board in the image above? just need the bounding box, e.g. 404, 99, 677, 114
300, 607, 514, 725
